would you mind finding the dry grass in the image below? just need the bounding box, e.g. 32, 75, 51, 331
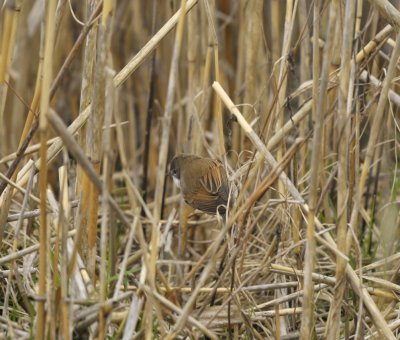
1, 0, 400, 339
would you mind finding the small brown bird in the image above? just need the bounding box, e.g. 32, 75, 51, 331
170, 154, 229, 214
169, 154, 230, 253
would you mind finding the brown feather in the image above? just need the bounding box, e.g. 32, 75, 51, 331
170, 154, 229, 215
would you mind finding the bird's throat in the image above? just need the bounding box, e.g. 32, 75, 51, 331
173, 177, 181, 189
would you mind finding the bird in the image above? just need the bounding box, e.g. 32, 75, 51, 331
169, 154, 230, 253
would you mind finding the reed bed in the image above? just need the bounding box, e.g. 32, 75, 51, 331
0, 0, 399, 339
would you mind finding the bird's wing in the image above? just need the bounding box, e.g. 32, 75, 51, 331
199, 160, 229, 200
182, 158, 229, 214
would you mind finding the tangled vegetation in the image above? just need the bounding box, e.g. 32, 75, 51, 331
0, 0, 399, 339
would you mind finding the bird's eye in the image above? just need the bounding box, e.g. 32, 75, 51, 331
171, 169, 177, 176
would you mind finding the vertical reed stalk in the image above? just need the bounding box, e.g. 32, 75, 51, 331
37, 1, 57, 338
293, 0, 311, 259
149, 1, 189, 337
300, 1, 338, 338
187, 2, 200, 153
75, 0, 99, 272
347, 28, 400, 252
207, 0, 226, 157
97, 1, 115, 336
1, 1, 400, 338
0, 1, 26, 239
0, 1, 20, 153
325, 0, 356, 337
58, 164, 71, 340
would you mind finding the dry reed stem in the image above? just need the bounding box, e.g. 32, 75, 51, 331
0, 107, 89, 206
2, 168, 35, 321
213, 81, 303, 202
293, 0, 311, 259
207, 0, 225, 157
0, 137, 58, 164
0, 2, 102, 248
274, 0, 296, 188
273, 15, 297, 332
300, 199, 397, 339
113, 0, 199, 88
1, 1, 400, 338
122, 293, 144, 339
0, 80, 41, 241
0, 2, 20, 139
0, 1, 101, 201
75, 0, 99, 277
143, 285, 219, 339
325, 0, 356, 337
57, 164, 71, 339
36, 0, 57, 337
301, 1, 338, 337
147, 1, 191, 337
47, 110, 130, 227
186, 0, 200, 154
214, 81, 396, 338
369, 0, 400, 29
350, 26, 400, 230
97, 4, 115, 336
0, 170, 40, 204
1, 0, 198, 219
